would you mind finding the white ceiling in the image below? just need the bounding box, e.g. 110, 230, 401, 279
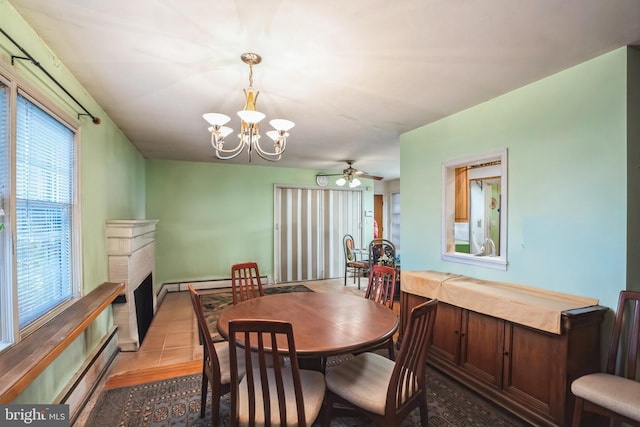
8, 0, 640, 180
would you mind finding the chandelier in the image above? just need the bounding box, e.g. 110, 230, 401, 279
203, 53, 294, 162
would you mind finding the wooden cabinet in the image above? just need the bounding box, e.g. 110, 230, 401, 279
429, 302, 504, 387
454, 166, 469, 222
399, 292, 606, 426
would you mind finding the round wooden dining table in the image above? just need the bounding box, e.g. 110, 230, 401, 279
216, 292, 398, 369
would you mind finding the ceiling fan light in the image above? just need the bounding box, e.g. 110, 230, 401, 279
203, 113, 231, 126
237, 110, 266, 124
349, 178, 361, 188
270, 119, 295, 131
336, 177, 346, 186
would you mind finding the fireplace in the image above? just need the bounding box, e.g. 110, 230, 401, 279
106, 219, 159, 351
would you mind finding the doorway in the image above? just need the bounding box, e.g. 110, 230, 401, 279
374, 194, 383, 238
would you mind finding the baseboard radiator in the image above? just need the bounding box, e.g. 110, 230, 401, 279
56, 327, 119, 425
157, 275, 271, 304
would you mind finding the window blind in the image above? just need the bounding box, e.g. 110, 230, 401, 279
15, 94, 74, 328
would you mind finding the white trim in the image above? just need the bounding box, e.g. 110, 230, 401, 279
441, 148, 508, 271
0, 61, 83, 346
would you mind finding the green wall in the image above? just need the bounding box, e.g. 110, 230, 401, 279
2, 1, 146, 403
146, 159, 374, 289
4, 0, 638, 405
400, 47, 632, 310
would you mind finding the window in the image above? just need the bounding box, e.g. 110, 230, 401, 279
0, 70, 80, 350
442, 149, 507, 270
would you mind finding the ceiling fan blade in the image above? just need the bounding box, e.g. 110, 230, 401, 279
353, 169, 384, 181
358, 173, 384, 181
318, 161, 383, 182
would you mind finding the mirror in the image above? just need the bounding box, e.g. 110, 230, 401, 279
442, 149, 507, 270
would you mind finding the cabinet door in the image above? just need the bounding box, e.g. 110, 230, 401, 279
502, 323, 566, 421
399, 292, 430, 346
430, 302, 463, 365
454, 166, 469, 222
460, 310, 504, 387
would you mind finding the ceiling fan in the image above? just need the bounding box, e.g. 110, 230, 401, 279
316, 160, 383, 188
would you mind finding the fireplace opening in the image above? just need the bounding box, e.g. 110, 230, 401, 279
134, 273, 154, 345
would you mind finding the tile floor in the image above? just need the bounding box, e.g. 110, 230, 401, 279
73, 276, 380, 425
108, 277, 369, 378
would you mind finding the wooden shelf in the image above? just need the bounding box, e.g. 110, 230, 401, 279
0, 282, 124, 402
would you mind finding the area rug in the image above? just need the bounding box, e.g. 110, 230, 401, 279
199, 284, 313, 342
86, 357, 528, 426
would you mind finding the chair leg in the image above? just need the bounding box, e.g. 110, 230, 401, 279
571, 397, 584, 427
344, 265, 347, 286
387, 338, 395, 360
418, 399, 429, 427
200, 370, 208, 418
210, 382, 221, 427
322, 393, 335, 427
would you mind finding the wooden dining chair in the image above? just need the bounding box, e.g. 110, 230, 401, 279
231, 261, 264, 305
357, 264, 398, 360
228, 319, 326, 427
365, 264, 397, 310
570, 290, 640, 426
188, 284, 242, 426
367, 238, 396, 270
322, 299, 438, 427
343, 234, 368, 289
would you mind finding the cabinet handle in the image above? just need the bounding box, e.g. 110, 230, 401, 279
504, 351, 509, 356
454, 330, 459, 335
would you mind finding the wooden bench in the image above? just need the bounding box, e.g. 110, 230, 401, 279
0, 281, 124, 402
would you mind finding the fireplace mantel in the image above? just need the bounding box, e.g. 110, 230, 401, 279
107, 219, 158, 351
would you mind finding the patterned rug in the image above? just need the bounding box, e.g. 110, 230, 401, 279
199, 284, 313, 342
86, 356, 528, 426
87, 285, 529, 426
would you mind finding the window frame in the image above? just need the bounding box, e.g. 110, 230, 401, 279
389, 191, 400, 252
0, 64, 82, 351
441, 149, 507, 270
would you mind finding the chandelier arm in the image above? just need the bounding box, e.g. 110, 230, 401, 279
254, 149, 282, 162
210, 132, 246, 154
254, 138, 286, 160
214, 148, 245, 160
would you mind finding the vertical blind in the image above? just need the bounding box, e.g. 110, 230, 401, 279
0, 83, 7, 304
16, 94, 74, 328
274, 187, 363, 283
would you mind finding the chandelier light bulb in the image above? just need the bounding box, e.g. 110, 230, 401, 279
219, 126, 233, 138
270, 119, 295, 132
237, 110, 266, 124
336, 177, 346, 186
203, 113, 231, 126
349, 178, 362, 188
